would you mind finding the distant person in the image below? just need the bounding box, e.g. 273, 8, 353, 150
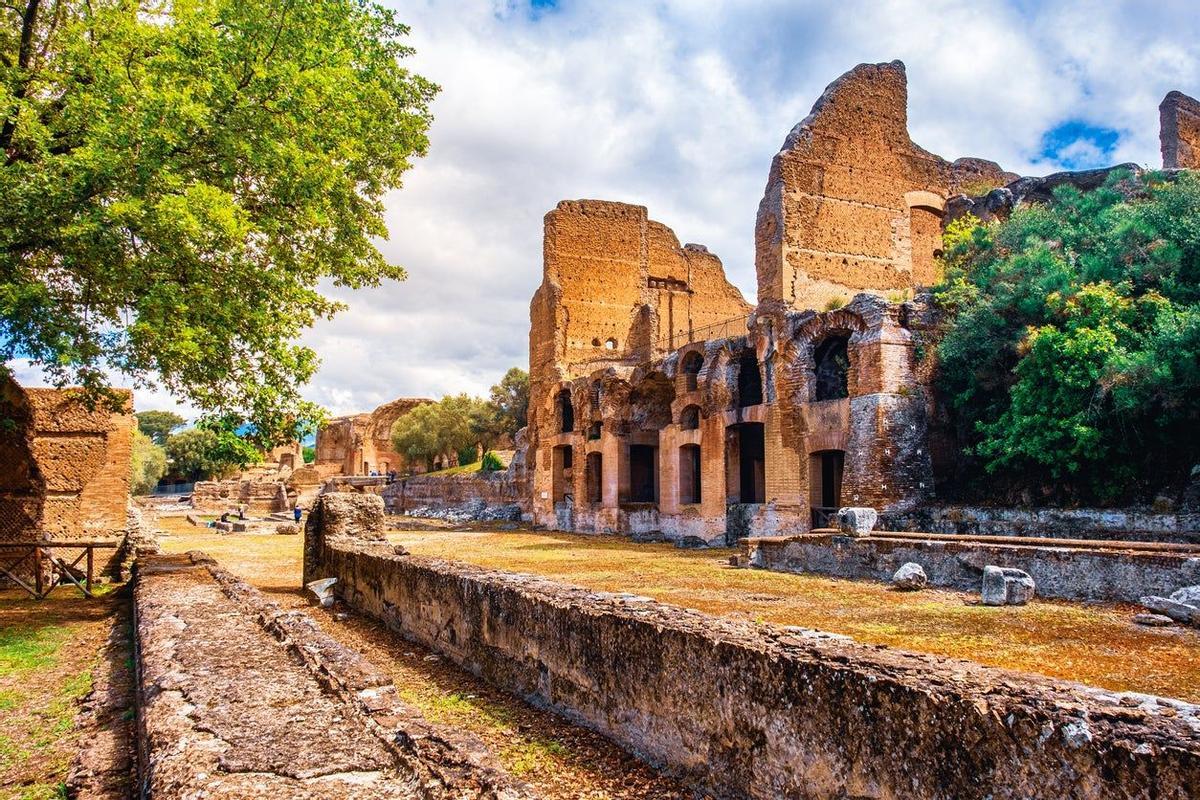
293, 503, 303, 523
237, 503, 247, 520
387, 470, 397, 484
219, 512, 230, 523
369, 469, 378, 477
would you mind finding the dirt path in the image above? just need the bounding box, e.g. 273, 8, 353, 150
158, 517, 695, 799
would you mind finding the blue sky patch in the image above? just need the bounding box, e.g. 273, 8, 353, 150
1038, 121, 1121, 170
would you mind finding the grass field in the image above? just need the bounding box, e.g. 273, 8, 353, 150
0, 586, 122, 800
158, 516, 1200, 702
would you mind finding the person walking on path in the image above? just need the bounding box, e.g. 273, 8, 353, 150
293, 503, 303, 523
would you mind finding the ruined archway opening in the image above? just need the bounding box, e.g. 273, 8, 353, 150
558, 389, 575, 433
679, 405, 700, 431
681, 351, 703, 392
679, 444, 701, 505
737, 353, 762, 408
553, 445, 573, 504
586, 452, 603, 506
809, 449, 845, 528
813, 336, 850, 401
587, 421, 602, 441
628, 444, 658, 504
725, 422, 765, 504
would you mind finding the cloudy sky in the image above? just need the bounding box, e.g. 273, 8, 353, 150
12, 0, 1200, 418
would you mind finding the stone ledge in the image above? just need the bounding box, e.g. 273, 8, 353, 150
317, 540, 1200, 799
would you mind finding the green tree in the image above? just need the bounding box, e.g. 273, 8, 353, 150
391, 393, 488, 471
302, 445, 315, 464
165, 426, 260, 481
0, 0, 438, 446
935, 170, 1200, 503
135, 410, 186, 446
130, 429, 168, 494
469, 367, 528, 448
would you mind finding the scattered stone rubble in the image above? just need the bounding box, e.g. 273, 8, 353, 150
1139, 587, 1200, 627
836, 506, 878, 537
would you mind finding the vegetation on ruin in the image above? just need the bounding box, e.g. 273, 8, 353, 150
164, 425, 259, 481
302, 445, 316, 464
0, 0, 438, 447
134, 411, 186, 446
130, 429, 168, 495
935, 171, 1200, 504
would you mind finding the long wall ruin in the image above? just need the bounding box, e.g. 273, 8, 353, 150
525, 59, 1200, 544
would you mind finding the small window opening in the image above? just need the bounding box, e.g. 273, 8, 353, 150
813, 336, 850, 401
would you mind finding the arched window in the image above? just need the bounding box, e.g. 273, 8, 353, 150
587, 421, 602, 440
679, 444, 701, 504
679, 405, 700, 430
558, 389, 574, 433
681, 351, 703, 392
737, 353, 762, 408
813, 336, 850, 401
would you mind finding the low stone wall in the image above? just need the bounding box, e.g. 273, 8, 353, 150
133, 551, 530, 799
743, 532, 1200, 603
190, 478, 292, 514
881, 505, 1200, 544
306, 515, 1200, 798
381, 472, 526, 518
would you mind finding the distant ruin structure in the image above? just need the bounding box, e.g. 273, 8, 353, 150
526, 60, 1200, 543
313, 397, 432, 478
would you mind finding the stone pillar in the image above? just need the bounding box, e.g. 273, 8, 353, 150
302, 493, 386, 586
658, 426, 680, 516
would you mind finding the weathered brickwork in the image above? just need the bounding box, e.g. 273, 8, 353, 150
307, 527, 1200, 800
0, 380, 132, 575
754, 60, 1014, 312
525, 60, 1200, 545
314, 397, 432, 478
1161, 90, 1200, 169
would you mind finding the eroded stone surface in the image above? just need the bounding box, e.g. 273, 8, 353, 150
313, 536, 1200, 800
980, 565, 1035, 606
891, 561, 927, 590
135, 552, 531, 799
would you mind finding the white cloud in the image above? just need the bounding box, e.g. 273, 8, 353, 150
13, 1, 1200, 415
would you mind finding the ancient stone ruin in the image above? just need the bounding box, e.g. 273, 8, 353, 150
0, 379, 134, 576
525, 60, 1200, 545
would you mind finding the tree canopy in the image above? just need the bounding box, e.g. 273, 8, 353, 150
130, 428, 167, 494
1, 0, 437, 446
165, 425, 260, 481
934, 170, 1200, 504
135, 410, 186, 445
468, 367, 529, 449
390, 394, 487, 471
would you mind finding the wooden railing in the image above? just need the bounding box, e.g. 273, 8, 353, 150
0, 541, 119, 600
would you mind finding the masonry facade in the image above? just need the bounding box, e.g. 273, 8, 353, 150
313, 397, 432, 478
527, 60, 1200, 543
0, 380, 133, 572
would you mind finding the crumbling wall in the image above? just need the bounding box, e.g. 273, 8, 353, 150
313, 398, 432, 478
191, 478, 291, 515
0, 380, 132, 576
381, 473, 526, 517
312, 535, 1200, 800
1161, 90, 1200, 169
754, 60, 1013, 312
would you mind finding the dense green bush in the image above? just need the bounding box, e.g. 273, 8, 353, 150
935, 170, 1200, 504
480, 451, 505, 472
130, 430, 168, 495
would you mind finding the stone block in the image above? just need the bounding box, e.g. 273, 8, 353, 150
981, 566, 1036, 606
1169, 585, 1200, 606
891, 562, 927, 590
1140, 595, 1197, 624
836, 506, 877, 537
1133, 613, 1176, 627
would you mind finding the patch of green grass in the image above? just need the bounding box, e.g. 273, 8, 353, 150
0, 625, 70, 675
0, 689, 22, 711
14, 782, 69, 800
399, 689, 513, 730
0, 732, 23, 771
424, 461, 483, 477
503, 737, 570, 776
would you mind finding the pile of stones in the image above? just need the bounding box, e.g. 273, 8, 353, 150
1137, 586, 1200, 627
404, 500, 523, 524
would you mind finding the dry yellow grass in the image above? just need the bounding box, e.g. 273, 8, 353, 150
157, 517, 1200, 703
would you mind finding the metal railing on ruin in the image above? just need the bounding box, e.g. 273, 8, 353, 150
651, 313, 752, 354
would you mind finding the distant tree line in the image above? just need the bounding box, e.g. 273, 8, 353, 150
130, 410, 262, 494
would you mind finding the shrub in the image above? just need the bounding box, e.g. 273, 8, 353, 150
480, 451, 504, 472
